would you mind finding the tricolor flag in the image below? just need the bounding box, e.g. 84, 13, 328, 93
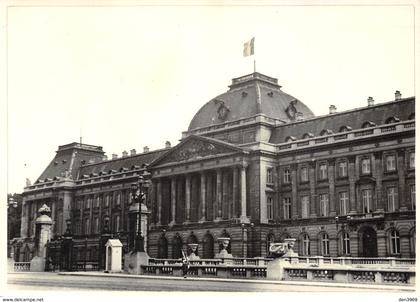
243, 37, 255, 57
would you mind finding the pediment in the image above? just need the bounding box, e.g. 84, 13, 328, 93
151, 135, 244, 167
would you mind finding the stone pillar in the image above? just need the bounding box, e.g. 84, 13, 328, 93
397, 149, 407, 211
215, 169, 222, 221
291, 164, 298, 219
309, 161, 317, 217
30, 204, 53, 272
20, 201, 28, 238
328, 159, 336, 216
62, 190, 72, 234
222, 170, 229, 219
156, 179, 162, 225
169, 177, 176, 226
199, 172, 206, 222
374, 151, 384, 212
348, 156, 357, 214
240, 164, 249, 223
185, 174, 191, 223
233, 167, 239, 218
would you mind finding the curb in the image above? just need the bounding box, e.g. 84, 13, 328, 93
58, 271, 415, 291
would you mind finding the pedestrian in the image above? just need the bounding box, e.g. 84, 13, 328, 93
181, 249, 190, 278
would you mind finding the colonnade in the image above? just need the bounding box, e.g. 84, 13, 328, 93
152, 165, 248, 225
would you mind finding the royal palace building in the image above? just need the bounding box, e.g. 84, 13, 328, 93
13, 72, 415, 265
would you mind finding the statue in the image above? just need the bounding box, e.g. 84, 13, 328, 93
269, 238, 298, 258
26, 178, 32, 186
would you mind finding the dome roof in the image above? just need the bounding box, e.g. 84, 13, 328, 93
188, 72, 314, 131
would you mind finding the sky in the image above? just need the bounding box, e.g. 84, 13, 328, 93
4, 2, 416, 194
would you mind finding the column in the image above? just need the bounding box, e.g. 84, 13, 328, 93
169, 177, 176, 226
200, 172, 206, 222
215, 169, 222, 221
240, 164, 249, 223
157, 179, 162, 225
222, 170, 229, 219
232, 167, 239, 218
397, 149, 407, 211
348, 156, 357, 214
206, 173, 213, 221
20, 201, 28, 238
185, 174, 191, 223
309, 161, 317, 217
328, 159, 336, 216
374, 151, 384, 212
291, 164, 298, 219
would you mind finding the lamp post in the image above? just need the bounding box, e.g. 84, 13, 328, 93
130, 167, 152, 253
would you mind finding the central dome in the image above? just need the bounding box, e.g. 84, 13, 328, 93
188, 72, 314, 131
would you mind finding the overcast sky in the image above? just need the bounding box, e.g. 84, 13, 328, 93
6, 3, 415, 194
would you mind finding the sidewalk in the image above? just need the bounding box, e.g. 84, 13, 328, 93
58, 271, 416, 291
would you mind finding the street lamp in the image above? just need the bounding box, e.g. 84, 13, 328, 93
130, 166, 152, 252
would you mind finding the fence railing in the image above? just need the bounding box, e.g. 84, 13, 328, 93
14, 262, 31, 272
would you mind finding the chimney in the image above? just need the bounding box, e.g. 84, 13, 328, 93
122, 150, 128, 157
112, 153, 118, 160
395, 90, 402, 101
296, 112, 304, 121
102, 155, 108, 161
367, 96, 374, 107
130, 149, 136, 156
143, 146, 149, 153
329, 105, 337, 114
165, 141, 171, 149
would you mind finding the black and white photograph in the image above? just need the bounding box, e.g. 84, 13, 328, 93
1, 0, 417, 300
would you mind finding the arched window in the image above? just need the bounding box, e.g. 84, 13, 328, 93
285, 136, 296, 143
340, 232, 351, 255
389, 229, 400, 255
203, 232, 214, 259
302, 133, 314, 139
385, 116, 400, 124
300, 233, 310, 256
410, 228, 415, 257
320, 233, 330, 255
172, 234, 183, 259
157, 235, 168, 259
320, 129, 333, 136
362, 121, 376, 128
266, 233, 275, 255
339, 126, 352, 132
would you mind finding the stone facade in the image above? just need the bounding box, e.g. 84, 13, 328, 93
13, 72, 415, 263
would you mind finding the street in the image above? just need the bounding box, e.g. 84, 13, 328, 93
6, 272, 413, 292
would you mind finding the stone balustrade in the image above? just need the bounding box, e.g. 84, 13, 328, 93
14, 262, 31, 272
141, 255, 416, 285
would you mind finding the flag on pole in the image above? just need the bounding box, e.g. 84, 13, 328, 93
243, 37, 255, 57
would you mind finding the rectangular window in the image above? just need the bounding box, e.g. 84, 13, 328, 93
105, 194, 109, 207
387, 187, 398, 212
410, 185, 416, 210
409, 152, 415, 169
301, 195, 309, 218
300, 167, 309, 182
84, 218, 90, 235
339, 192, 349, 215
362, 189, 373, 213
386, 155, 396, 172
361, 158, 371, 174
338, 161, 348, 177
283, 169, 291, 184
116, 192, 121, 205
266, 168, 273, 184
319, 163, 328, 180
115, 215, 120, 232
267, 196, 273, 220
95, 196, 100, 208
283, 197, 292, 220
319, 194, 329, 217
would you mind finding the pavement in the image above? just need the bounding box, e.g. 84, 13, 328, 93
57, 271, 415, 291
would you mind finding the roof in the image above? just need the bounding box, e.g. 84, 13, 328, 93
78, 148, 168, 178
269, 97, 415, 143
188, 72, 314, 131
36, 143, 105, 182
